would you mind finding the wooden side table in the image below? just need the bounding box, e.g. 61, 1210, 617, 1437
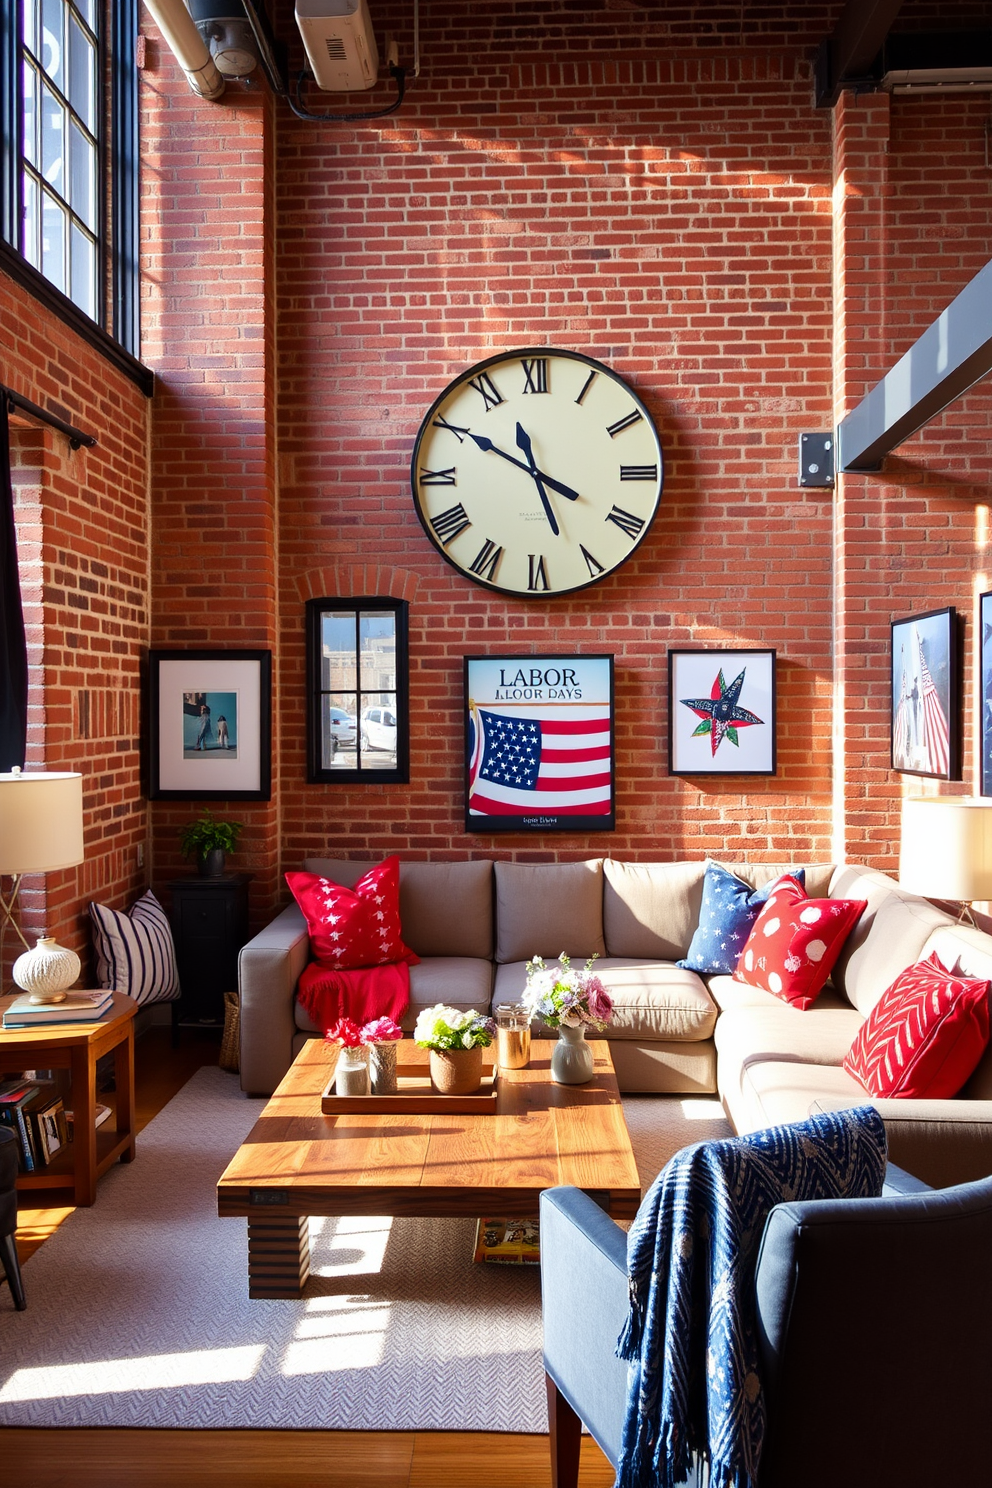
167, 874, 252, 1028
0, 991, 137, 1206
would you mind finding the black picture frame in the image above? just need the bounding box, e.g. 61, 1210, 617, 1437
464, 654, 615, 832
148, 649, 272, 801
305, 598, 410, 785
981, 593, 992, 797
668, 648, 777, 776
890, 607, 959, 780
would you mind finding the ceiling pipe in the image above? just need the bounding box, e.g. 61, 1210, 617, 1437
141, 0, 226, 100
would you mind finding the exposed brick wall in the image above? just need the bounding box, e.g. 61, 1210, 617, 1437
0, 274, 149, 982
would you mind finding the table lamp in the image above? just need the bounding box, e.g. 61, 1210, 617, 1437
899, 797, 992, 922
0, 767, 85, 1001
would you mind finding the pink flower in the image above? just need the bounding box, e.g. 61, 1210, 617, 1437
583, 977, 614, 1026
324, 1017, 364, 1048
361, 1016, 403, 1043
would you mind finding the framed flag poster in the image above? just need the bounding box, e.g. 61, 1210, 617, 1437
464, 655, 615, 832
668, 649, 777, 776
891, 607, 959, 780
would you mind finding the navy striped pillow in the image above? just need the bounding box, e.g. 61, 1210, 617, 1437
88, 890, 181, 1006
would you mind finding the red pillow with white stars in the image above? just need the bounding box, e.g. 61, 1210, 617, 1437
733, 876, 867, 1010
844, 953, 990, 1099
285, 857, 419, 971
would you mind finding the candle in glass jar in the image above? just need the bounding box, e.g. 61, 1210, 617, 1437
495, 1004, 531, 1070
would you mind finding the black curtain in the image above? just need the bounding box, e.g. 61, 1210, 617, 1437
0, 401, 28, 771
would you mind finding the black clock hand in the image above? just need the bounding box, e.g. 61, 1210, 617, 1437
464, 432, 580, 502
515, 423, 559, 535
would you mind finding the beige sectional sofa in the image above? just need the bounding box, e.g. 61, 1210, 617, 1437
238, 856, 992, 1187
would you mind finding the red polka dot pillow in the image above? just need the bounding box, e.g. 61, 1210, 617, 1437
843, 953, 990, 1099
286, 856, 419, 970
733, 876, 867, 1010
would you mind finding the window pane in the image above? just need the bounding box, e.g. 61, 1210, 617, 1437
22, 61, 39, 169
320, 612, 357, 690
41, 0, 65, 90
69, 221, 96, 318
41, 190, 66, 292
359, 692, 398, 767
359, 611, 396, 692
73, 0, 98, 34
68, 16, 96, 132
22, 0, 40, 56
320, 694, 358, 770
22, 175, 40, 268
41, 81, 65, 198
69, 118, 96, 227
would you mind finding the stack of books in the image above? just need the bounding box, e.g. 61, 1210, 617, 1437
2, 989, 113, 1030
0, 1078, 70, 1171
473, 1217, 541, 1265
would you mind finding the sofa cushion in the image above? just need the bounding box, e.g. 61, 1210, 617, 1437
729, 1058, 871, 1135
827, 864, 955, 1015
304, 858, 494, 960
734, 879, 867, 1010
707, 975, 851, 1016
677, 861, 806, 975
843, 954, 991, 1100
295, 956, 493, 1035
602, 860, 706, 959
494, 860, 606, 964
493, 957, 716, 1042
287, 859, 418, 970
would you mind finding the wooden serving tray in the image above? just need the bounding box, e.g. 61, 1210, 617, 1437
320, 1063, 499, 1115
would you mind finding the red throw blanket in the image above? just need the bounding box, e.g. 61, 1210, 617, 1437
297, 960, 410, 1031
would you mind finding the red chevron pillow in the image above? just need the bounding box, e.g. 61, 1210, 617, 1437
734, 877, 867, 1010
286, 857, 419, 971
844, 953, 990, 1099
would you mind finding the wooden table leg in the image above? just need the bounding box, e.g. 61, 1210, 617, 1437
113, 1023, 136, 1162
247, 1215, 311, 1299
72, 1043, 98, 1207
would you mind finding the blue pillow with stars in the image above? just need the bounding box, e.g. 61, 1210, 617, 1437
676, 860, 806, 976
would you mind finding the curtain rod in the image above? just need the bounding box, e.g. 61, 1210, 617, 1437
2, 384, 98, 450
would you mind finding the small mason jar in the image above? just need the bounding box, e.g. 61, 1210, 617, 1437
334, 1044, 371, 1096
494, 1003, 531, 1070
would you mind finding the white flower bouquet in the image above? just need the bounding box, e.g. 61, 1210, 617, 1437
413, 1004, 496, 1051
522, 952, 614, 1030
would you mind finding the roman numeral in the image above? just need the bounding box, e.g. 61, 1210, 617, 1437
580, 544, 605, 578
432, 415, 471, 443
605, 505, 646, 539
430, 503, 471, 545
575, 369, 598, 405
468, 538, 503, 580
521, 358, 549, 394
468, 373, 504, 412
527, 554, 550, 591
620, 464, 658, 482
606, 409, 643, 439
419, 466, 457, 486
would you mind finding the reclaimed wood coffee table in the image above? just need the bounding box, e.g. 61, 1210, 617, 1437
217, 1036, 641, 1298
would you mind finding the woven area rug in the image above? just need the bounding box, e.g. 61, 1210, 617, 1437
0, 1065, 730, 1432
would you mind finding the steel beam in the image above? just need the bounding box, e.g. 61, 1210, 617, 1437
815, 0, 906, 108
838, 256, 992, 472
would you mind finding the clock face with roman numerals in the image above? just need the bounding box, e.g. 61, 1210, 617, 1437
410, 347, 664, 597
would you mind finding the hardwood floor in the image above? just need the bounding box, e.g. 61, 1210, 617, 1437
3, 1027, 616, 1487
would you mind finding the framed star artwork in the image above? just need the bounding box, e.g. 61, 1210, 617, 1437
668, 649, 777, 776
464, 654, 615, 832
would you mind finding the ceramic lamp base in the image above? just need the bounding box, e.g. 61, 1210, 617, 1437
13, 936, 80, 1004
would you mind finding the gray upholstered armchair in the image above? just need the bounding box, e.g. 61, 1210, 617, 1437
541, 1164, 992, 1488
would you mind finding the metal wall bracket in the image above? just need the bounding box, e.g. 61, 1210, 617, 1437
799, 432, 835, 488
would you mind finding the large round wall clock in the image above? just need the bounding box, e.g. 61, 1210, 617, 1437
410, 347, 664, 597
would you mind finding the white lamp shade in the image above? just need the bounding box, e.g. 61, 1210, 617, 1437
900, 797, 992, 901
0, 771, 85, 875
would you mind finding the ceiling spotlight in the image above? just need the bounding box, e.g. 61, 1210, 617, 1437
187, 0, 260, 78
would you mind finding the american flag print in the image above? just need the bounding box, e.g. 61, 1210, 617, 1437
893, 621, 952, 777
467, 704, 613, 819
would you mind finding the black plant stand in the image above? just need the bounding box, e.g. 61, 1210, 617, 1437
166, 874, 252, 1041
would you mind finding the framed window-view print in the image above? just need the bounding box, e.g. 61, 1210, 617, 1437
465, 654, 615, 832
982, 593, 992, 796
306, 598, 410, 784
148, 650, 272, 800
891, 607, 959, 780
668, 649, 777, 776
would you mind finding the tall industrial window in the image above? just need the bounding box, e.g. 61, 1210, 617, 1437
1, 0, 140, 358
306, 598, 410, 784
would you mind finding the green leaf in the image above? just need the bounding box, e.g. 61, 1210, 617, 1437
726, 727, 739, 747
692, 721, 712, 737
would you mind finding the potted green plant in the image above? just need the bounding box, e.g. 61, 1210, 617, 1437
179, 810, 243, 879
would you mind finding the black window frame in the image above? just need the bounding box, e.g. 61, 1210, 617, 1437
305, 596, 410, 785
0, 0, 150, 392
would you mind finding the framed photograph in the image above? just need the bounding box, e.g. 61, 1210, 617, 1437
464, 654, 615, 832
148, 649, 272, 800
891, 608, 959, 780
668, 649, 777, 776
982, 593, 992, 796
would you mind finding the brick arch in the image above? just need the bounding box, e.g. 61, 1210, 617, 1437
293, 566, 420, 604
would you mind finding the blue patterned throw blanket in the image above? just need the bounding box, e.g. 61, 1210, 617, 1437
615, 1106, 887, 1488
